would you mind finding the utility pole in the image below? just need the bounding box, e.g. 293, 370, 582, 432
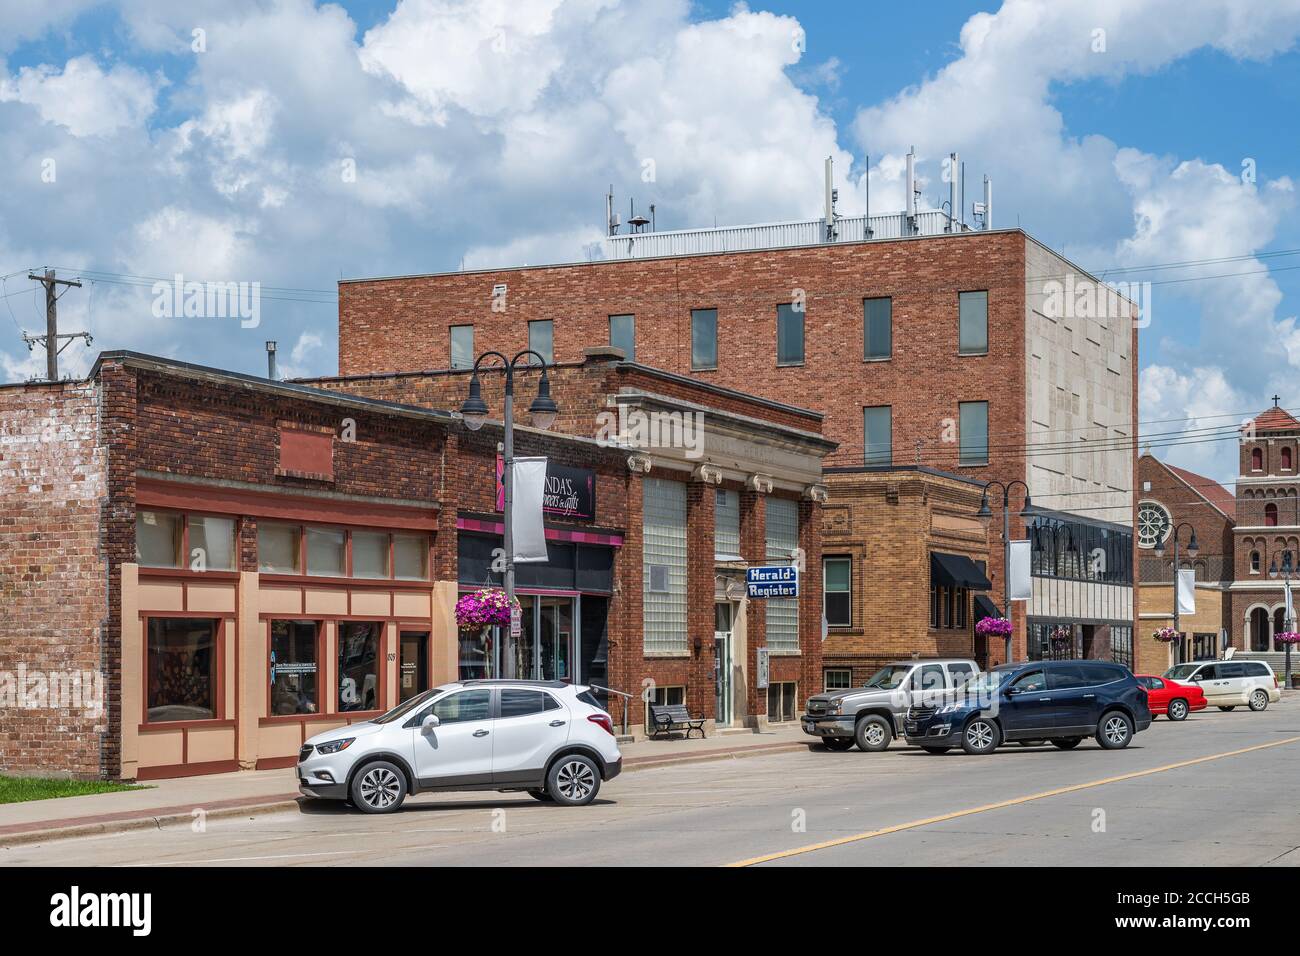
23, 268, 89, 381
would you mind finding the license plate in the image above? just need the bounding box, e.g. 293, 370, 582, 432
803, 720, 815, 733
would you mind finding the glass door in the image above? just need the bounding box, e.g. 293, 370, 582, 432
539, 597, 574, 681
714, 602, 733, 727
399, 630, 429, 702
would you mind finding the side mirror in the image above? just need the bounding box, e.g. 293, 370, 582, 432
420, 713, 441, 735
1005, 687, 1020, 697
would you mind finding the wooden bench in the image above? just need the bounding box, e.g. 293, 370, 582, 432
648, 703, 706, 739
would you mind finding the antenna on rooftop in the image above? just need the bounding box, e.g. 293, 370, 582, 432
905, 146, 917, 236
823, 156, 839, 242
606, 185, 620, 236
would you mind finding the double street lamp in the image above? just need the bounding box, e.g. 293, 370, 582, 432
459, 350, 560, 678
1153, 522, 1199, 663
1268, 550, 1295, 688
976, 480, 1032, 664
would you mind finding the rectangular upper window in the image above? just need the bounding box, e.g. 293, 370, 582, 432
528, 319, 554, 365
864, 405, 892, 467
609, 314, 635, 361
136, 511, 235, 571
864, 297, 892, 360
691, 308, 718, 370
306, 527, 346, 577
776, 303, 804, 365
351, 530, 390, 579
450, 324, 474, 370
714, 488, 742, 561
959, 401, 989, 465
958, 290, 988, 355
824, 556, 852, 627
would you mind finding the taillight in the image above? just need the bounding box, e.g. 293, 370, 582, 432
587, 712, 614, 736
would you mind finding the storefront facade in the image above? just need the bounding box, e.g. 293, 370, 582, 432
0, 348, 833, 780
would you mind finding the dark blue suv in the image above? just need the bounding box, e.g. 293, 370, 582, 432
903, 659, 1151, 755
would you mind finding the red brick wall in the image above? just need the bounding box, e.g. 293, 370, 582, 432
338, 232, 1024, 474
0, 382, 109, 778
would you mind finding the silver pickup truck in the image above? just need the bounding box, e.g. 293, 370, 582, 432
803, 658, 979, 751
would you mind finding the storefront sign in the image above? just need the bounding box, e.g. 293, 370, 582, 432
497, 456, 596, 521
746, 565, 799, 598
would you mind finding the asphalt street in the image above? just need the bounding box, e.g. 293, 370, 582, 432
6, 700, 1299, 867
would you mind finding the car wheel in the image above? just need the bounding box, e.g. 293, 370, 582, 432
822, 737, 856, 751
1217, 706, 1236, 712
1050, 737, 1082, 750
961, 717, 1000, 755
1167, 699, 1189, 721
546, 754, 601, 806
854, 715, 893, 752
1096, 711, 1133, 750
921, 746, 951, 755
528, 789, 553, 802
350, 760, 408, 814
1249, 689, 1269, 712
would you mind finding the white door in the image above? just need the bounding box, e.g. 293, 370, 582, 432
491, 688, 570, 783
412, 688, 494, 785
714, 603, 733, 727
1217, 662, 1252, 704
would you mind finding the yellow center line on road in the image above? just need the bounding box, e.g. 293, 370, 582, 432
726, 734, 1300, 868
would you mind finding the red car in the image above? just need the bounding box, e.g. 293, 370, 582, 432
1137, 674, 1206, 721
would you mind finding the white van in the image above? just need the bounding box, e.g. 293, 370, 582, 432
1162, 660, 1280, 712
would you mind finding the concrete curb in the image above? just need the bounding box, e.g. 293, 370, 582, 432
0, 738, 809, 848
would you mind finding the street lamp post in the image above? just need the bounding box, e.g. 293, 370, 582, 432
1153, 522, 1199, 664
976, 480, 1032, 665
458, 350, 559, 678
1268, 551, 1294, 688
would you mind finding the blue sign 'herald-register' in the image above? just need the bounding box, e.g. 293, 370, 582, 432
746, 565, 799, 598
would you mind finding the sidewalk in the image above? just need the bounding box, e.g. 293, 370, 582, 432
0, 723, 809, 847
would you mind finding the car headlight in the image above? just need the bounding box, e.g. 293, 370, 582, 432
939, 703, 966, 714
825, 702, 842, 715
315, 738, 355, 754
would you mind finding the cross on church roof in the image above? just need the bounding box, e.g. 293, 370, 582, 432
1274, 395, 1282, 407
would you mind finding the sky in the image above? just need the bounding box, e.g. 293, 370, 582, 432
2, 0, 1299, 483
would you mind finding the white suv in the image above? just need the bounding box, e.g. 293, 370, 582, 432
1163, 659, 1281, 712
297, 680, 622, 813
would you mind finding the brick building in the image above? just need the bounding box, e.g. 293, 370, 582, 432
337, 220, 1138, 666
1136, 453, 1235, 675
1229, 402, 1300, 675
0, 349, 832, 779
819, 466, 995, 688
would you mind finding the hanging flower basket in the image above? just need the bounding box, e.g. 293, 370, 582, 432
1152, 626, 1179, 643
1274, 631, 1300, 645
1050, 625, 1073, 645
454, 588, 517, 632
975, 616, 1013, 638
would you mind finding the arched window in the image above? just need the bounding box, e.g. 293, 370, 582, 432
1252, 447, 1264, 470
1266, 502, 1279, 526
1251, 551, 1261, 573
1283, 448, 1293, 470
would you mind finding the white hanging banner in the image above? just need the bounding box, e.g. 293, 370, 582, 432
1008, 539, 1032, 601
511, 456, 549, 564
1176, 568, 1196, 615
1285, 581, 1294, 629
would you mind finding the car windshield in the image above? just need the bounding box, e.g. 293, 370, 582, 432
1164, 664, 1199, 680
371, 687, 446, 724
862, 665, 913, 689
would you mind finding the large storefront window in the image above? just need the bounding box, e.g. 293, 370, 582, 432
644, 478, 688, 654
146, 618, 218, 722
765, 497, 800, 653
270, 620, 318, 715
338, 622, 381, 712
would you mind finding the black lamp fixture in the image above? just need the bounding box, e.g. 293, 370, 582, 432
528, 371, 559, 430
459, 374, 489, 431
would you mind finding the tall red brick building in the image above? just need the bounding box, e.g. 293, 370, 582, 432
338, 216, 1138, 671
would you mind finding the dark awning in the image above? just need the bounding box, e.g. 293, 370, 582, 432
973, 594, 1000, 621
930, 551, 992, 591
